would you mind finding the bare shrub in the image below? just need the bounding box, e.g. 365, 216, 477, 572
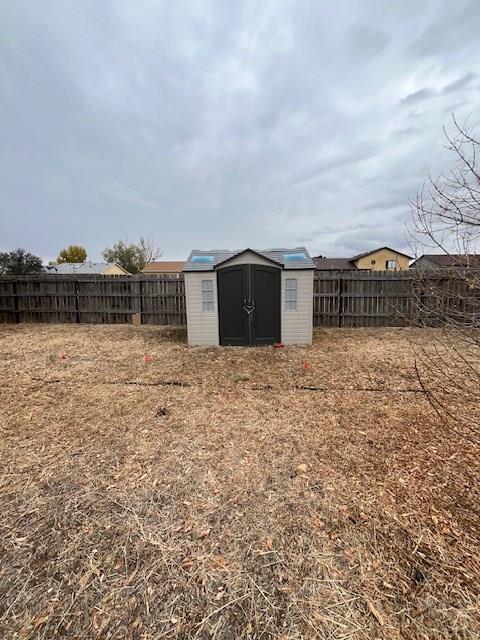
410, 116, 480, 437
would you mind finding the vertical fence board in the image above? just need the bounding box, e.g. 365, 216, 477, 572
0, 280, 17, 323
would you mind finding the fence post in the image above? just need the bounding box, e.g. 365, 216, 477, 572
337, 274, 343, 327
139, 278, 144, 325
13, 280, 20, 324
74, 279, 80, 323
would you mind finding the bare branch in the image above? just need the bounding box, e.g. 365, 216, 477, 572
410, 116, 480, 438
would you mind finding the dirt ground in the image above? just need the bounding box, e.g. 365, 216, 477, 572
0, 324, 479, 639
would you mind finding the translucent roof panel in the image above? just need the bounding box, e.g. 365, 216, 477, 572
283, 252, 307, 261
191, 255, 215, 263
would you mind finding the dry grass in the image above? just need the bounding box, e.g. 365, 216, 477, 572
0, 324, 479, 639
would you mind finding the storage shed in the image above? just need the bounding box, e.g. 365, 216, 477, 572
183, 248, 315, 346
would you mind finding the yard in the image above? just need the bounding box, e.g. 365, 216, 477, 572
0, 324, 479, 639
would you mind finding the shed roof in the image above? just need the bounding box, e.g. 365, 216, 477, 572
183, 247, 315, 271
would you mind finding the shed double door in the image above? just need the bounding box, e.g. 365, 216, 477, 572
218, 264, 280, 346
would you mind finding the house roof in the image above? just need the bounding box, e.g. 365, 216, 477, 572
46, 262, 128, 275
350, 246, 413, 261
410, 254, 480, 268
183, 247, 315, 271
142, 261, 185, 273
314, 257, 355, 270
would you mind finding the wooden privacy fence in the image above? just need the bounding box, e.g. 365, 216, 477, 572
0, 275, 186, 325
0, 270, 477, 327
313, 270, 415, 327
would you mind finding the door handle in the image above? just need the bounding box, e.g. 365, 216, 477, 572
243, 298, 255, 315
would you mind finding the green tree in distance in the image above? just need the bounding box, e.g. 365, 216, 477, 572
102, 238, 160, 274
0, 248, 43, 274
57, 245, 87, 263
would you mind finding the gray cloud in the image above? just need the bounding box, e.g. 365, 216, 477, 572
409, 0, 479, 59
363, 198, 406, 212
290, 143, 380, 187
398, 73, 477, 108
442, 72, 477, 94
334, 223, 410, 256
399, 88, 436, 106
394, 126, 421, 137
1, 0, 480, 261
348, 24, 391, 59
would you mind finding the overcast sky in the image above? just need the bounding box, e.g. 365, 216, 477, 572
1, 1, 480, 261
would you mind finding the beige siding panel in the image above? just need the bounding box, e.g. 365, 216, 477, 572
281, 270, 313, 345
220, 251, 278, 268
185, 272, 219, 346
104, 264, 127, 275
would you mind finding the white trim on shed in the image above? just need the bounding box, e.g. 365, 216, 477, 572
218, 250, 277, 268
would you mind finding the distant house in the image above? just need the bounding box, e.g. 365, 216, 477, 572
314, 247, 412, 271
351, 247, 412, 271
141, 261, 184, 276
410, 254, 480, 270
46, 262, 129, 275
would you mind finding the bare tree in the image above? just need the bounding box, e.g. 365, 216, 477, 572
410, 117, 480, 439
411, 116, 480, 256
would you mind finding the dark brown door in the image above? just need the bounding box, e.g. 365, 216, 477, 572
218, 265, 249, 345
250, 265, 280, 345
217, 264, 280, 346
